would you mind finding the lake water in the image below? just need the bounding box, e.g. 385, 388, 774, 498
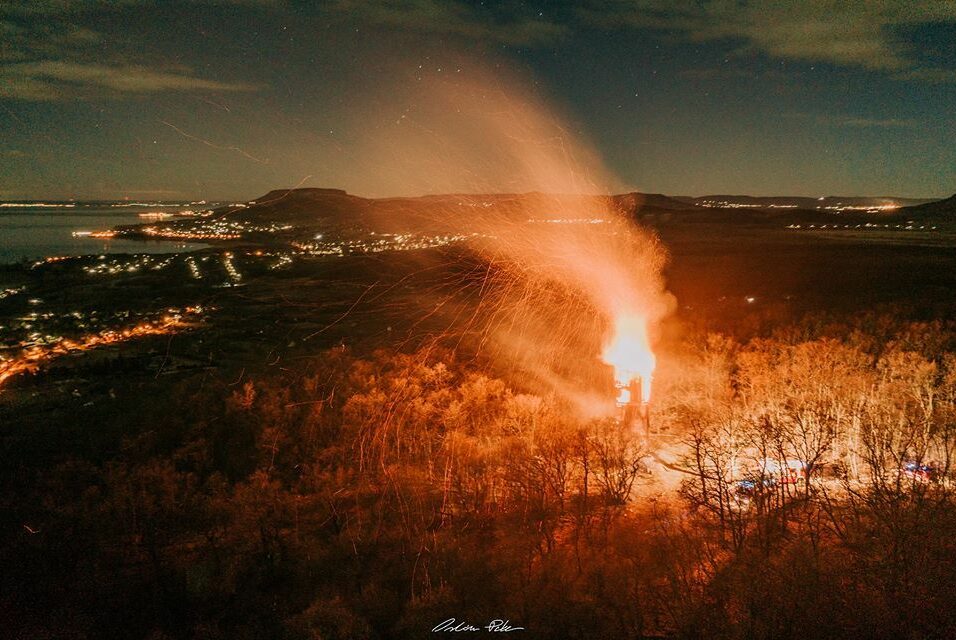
0, 203, 212, 264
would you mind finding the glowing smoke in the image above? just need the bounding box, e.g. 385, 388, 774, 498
343, 64, 675, 413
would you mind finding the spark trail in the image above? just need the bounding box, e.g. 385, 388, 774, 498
342, 66, 675, 416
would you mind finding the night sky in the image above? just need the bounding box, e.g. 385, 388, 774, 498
2, 1, 955, 201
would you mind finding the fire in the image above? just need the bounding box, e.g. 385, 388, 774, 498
340, 65, 674, 412
602, 313, 655, 404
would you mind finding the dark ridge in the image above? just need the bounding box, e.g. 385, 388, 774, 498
614, 192, 701, 211
904, 193, 956, 213
253, 187, 351, 203
228, 188, 372, 227
690, 194, 934, 209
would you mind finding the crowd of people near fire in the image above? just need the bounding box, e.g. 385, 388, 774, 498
3, 305, 956, 639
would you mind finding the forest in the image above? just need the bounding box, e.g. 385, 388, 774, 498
3, 303, 956, 640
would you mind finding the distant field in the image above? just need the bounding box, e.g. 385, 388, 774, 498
652, 225, 946, 322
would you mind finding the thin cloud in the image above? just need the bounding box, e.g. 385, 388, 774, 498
0, 61, 258, 101
0, 20, 100, 63
8, 0, 569, 47
1, 2, 261, 101
582, 1, 956, 78
1, 0, 281, 15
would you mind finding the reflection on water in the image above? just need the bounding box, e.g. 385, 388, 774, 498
0, 205, 211, 264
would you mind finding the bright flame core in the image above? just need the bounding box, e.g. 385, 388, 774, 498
602, 313, 655, 404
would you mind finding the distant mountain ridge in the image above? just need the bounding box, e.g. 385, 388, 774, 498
220, 188, 698, 228
903, 193, 956, 212
253, 188, 350, 203
239, 188, 941, 212
208, 187, 953, 232
679, 194, 934, 210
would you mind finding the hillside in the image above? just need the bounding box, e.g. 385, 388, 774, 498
216, 188, 701, 232
683, 194, 933, 210
133, 188, 953, 248
900, 194, 956, 222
